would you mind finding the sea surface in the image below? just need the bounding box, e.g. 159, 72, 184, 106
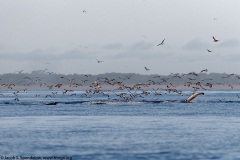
0, 90, 240, 160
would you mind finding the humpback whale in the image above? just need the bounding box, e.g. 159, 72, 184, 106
41, 92, 204, 105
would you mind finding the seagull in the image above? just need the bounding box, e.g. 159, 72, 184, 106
15, 70, 24, 74
201, 69, 208, 73
23, 88, 27, 93
207, 49, 212, 52
96, 59, 103, 63
157, 39, 165, 46
41, 69, 48, 72
45, 95, 52, 98
52, 92, 58, 96
144, 67, 150, 71
85, 74, 92, 78
213, 36, 220, 42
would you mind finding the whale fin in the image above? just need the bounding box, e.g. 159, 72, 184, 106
183, 92, 204, 102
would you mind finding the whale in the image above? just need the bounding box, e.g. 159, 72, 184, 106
45, 102, 58, 105
2, 92, 204, 105
43, 92, 205, 105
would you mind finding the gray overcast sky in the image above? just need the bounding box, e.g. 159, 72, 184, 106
0, 0, 240, 75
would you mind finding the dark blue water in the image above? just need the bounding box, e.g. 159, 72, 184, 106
0, 90, 240, 160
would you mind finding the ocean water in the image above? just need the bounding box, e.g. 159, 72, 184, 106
0, 90, 240, 160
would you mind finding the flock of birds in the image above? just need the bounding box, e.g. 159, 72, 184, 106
96, 35, 220, 72
144, 36, 219, 71
0, 66, 239, 104
80, 10, 220, 72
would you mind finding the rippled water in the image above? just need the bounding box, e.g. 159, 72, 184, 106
0, 90, 240, 159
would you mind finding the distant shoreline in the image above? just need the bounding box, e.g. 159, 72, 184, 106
1, 84, 240, 91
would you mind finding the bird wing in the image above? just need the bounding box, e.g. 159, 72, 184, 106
157, 39, 165, 46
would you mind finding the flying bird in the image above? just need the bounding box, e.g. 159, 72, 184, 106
96, 59, 103, 63
144, 67, 150, 71
207, 49, 212, 52
15, 70, 24, 74
201, 69, 208, 73
157, 39, 165, 46
213, 36, 220, 42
